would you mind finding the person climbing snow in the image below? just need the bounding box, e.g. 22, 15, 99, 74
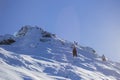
72, 46, 77, 57
102, 54, 106, 61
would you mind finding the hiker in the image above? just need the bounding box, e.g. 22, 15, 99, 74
102, 54, 106, 61
72, 46, 77, 57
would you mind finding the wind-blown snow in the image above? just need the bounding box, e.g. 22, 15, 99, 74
0, 26, 120, 80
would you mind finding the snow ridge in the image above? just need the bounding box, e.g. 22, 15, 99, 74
0, 26, 120, 80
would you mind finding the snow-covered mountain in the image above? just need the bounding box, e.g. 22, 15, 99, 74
0, 26, 120, 80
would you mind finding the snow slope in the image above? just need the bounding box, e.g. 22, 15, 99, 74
0, 26, 120, 80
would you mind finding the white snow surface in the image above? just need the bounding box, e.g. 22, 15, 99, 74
0, 26, 120, 80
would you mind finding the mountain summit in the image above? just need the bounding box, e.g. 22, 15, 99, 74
16, 26, 56, 38
0, 25, 120, 80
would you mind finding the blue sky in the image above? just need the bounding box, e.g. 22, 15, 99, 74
0, 0, 120, 61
